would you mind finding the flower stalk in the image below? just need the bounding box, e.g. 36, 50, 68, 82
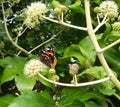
38, 72, 110, 87
84, 0, 120, 90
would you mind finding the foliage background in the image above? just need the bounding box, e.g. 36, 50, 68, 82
0, 0, 120, 107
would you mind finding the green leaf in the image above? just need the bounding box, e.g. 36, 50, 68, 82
79, 36, 96, 64
37, 75, 55, 89
101, 23, 112, 41
0, 56, 26, 84
68, 0, 84, 14
59, 88, 106, 106
79, 36, 94, 50
84, 101, 105, 107
0, 94, 15, 107
104, 49, 120, 72
106, 31, 120, 41
77, 66, 107, 79
63, 44, 86, 66
8, 91, 55, 107
98, 84, 115, 96
15, 75, 36, 94
79, 47, 96, 65
0, 56, 36, 94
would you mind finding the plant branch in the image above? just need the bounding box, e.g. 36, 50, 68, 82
29, 28, 64, 53
113, 93, 120, 100
84, 0, 120, 90
2, 3, 30, 55
38, 72, 110, 87
94, 14, 109, 33
100, 39, 120, 52
42, 16, 87, 31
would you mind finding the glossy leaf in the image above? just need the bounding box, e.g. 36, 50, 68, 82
84, 101, 105, 107
8, 91, 55, 107
0, 94, 15, 107
79, 36, 96, 64
0, 56, 26, 84
37, 75, 55, 89
15, 75, 36, 94
0, 56, 36, 94
59, 88, 112, 107
101, 23, 112, 41
77, 66, 107, 79
68, 0, 85, 14
104, 48, 120, 72
98, 84, 115, 96
63, 44, 86, 66
106, 31, 120, 41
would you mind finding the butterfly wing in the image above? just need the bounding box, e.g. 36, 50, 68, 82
40, 45, 57, 68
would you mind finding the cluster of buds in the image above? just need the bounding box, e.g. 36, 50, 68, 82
24, 59, 59, 82
24, 59, 49, 78
48, 68, 59, 82
52, 0, 67, 16
94, 1, 118, 19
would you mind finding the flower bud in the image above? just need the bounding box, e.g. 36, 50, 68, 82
53, 75, 59, 81
54, 8, 62, 15
94, 7, 101, 13
59, 5, 67, 12
49, 68, 56, 75
69, 63, 79, 75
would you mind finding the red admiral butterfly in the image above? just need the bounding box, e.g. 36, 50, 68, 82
40, 45, 57, 68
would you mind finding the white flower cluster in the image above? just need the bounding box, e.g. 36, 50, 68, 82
24, 59, 48, 78
99, 1, 118, 18
24, 2, 48, 28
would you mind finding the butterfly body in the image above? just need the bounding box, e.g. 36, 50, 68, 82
40, 45, 57, 68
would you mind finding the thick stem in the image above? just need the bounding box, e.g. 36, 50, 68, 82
84, 0, 120, 90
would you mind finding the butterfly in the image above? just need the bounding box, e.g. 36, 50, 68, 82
40, 45, 57, 68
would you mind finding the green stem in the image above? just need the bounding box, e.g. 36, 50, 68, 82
113, 93, 120, 100
29, 28, 64, 53
2, 3, 30, 55
84, 0, 120, 90
38, 72, 110, 87
42, 16, 87, 31
100, 39, 120, 52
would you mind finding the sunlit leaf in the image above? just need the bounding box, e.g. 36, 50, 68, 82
0, 57, 26, 84
8, 91, 55, 107
15, 75, 36, 94
0, 94, 15, 107
63, 44, 86, 66
77, 66, 107, 79
0, 56, 36, 94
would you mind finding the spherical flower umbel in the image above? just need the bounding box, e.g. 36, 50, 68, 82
24, 59, 49, 78
23, 2, 48, 28
97, 1, 118, 19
